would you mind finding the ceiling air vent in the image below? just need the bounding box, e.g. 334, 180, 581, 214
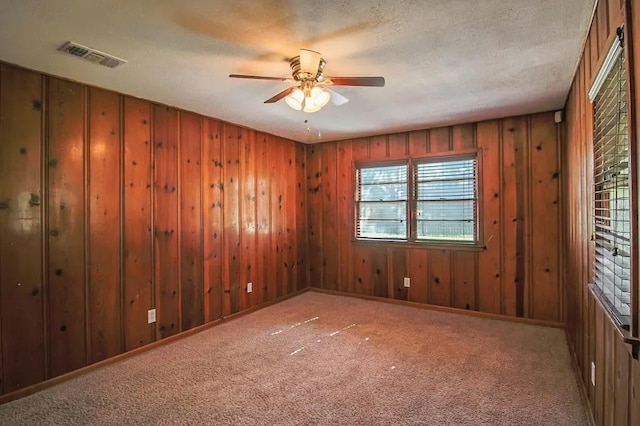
57, 41, 127, 69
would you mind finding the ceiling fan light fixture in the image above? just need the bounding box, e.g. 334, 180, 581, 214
285, 88, 304, 110
310, 87, 331, 108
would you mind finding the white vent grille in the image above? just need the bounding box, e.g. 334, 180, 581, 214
57, 41, 126, 69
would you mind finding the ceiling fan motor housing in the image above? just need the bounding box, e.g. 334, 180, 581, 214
289, 55, 326, 82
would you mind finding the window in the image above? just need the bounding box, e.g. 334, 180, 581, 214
355, 153, 479, 244
589, 32, 631, 327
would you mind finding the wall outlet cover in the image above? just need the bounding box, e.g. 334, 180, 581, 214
247, 282, 253, 293
148, 308, 156, 324
403, 277, 411, 288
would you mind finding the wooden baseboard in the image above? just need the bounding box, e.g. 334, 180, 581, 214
0, 287, 309, 405
310, 287, 566, 329
565, 329, 596, 426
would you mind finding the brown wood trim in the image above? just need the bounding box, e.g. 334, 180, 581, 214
0, 287, 309, 406
564, 328, 597, 426
588, 19, 627, 92
588, 284, 640, 358
351, 238, 485, 251
624, 0, 640, 339
310, 287, 565, 329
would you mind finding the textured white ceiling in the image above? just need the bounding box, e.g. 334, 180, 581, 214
0, 0, 595, 143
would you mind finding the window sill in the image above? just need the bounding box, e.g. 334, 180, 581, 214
588, 284, 640, 359
351, 238, 485, 252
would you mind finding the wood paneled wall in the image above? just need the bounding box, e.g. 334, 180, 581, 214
564, 0, 640, 424
0, 63, 306, 396
306, 111, 563, 322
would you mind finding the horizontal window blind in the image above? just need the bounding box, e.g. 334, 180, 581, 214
356, 164, 408, 239
414, 158, 477, 242
592, 46, 631, 325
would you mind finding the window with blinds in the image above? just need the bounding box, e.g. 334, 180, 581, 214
356, 164, 408, 239
592, 41, 630, 326
415, 157, 478, 242
355, 154, 479, 244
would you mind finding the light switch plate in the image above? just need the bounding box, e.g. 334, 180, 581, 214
247, 282, 253, 293
403, 277, 410, 288
148, 309, 156, 324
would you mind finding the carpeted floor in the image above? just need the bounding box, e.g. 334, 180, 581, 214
0, 291, 587, 425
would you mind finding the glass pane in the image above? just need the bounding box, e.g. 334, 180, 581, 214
417, 220, 474, 241
417, 200, 475, 221
358, 201, 406, 239
360, 183, 407, 201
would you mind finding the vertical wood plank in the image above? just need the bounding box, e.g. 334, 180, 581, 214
239, 128, 257, 308
179, 112, 203, 330
389, 248, 407, 300
255, 133, 270, 303
352, 245, 373, 295
408, 130, 428, 156
336, 141, 353, 293
530, 112, 560, 322
202, 118, 223, 322
351, 138, 369, 161
122, 96, 154, 351
47, 77, 87, 377
452, 124, 475, 150
501, 117, 527, 317
0, 65, 45, 393
295, 143, 307, 291
406, 249, 429, 303
476, 120, 502, 314
321, 144, 338, 290
270, 137, 284, 299
369, 135, 387, 159
87, 87, 121, 363
428, 250, 452, 306
223, 123, 241, 313
613, 336, 629, 426
429, 127, 451, 153
306, 146, 323, 287
452, 251, 476, 310
388, 133, 408, 157
153, 105, 179, 338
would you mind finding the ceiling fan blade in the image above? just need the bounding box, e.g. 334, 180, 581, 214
300, 49, 321, 77
326, 88, 349, 106
229, 74, 289, 81
264, 86, 297, 103
325, 76, 385, 87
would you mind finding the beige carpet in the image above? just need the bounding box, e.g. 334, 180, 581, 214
0, 291, 587, 425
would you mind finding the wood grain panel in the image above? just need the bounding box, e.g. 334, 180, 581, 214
406, 249, 429, 304
389, 248, 407, 300
87, 87, 121, 363
283, 141, 296, 296
408, 130, 428, 156
369, 135, 387, 158
336, 141, 353, 293
452, 124, 475, 150
352, 245, 374, 295
476, 120, 502, 314
179, 112, 203, 330
47, 77, 87, 377
501, 117, 526, 317
529, 113, 560, 322
270, 136, 284, 300
255, 133, 270, 303
613, 335, 629, 425
295, 143, 307, 291
153, 105, 179, 338
351, 138, 369, 161
452, 251, 476, 310
388, 133, 408, 157
0, 65, 45, 393
122, 96, 154, 350
202, 118, 223, 322
223, 123, 241, 313
429, 127, 451, 153
240, 128, 257, 308
306, 146, 323, 287
321, 144, 338, 290
428, 250, 451, 306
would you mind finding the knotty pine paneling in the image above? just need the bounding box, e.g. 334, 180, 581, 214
307, 112, 563, 323
0, 62, 305, 397
563, 0, 640, 424
47, 77, 87, 377
87, 87, 122, 363
0, 65, 45, 393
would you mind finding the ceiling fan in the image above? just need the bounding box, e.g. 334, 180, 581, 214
229, 48, 385, 113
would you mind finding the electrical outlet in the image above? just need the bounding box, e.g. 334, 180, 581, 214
403, 277, 411, 288
247, 282, 253, 293
148, 308, 156, 324
591, 362, 595, 386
